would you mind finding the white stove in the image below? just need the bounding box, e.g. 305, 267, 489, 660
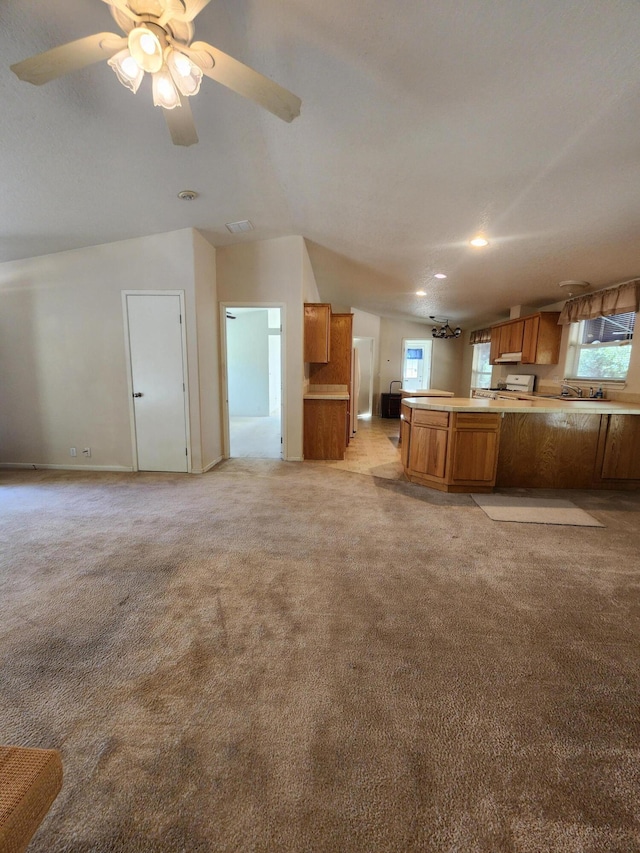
473, 374, 536, 399
503, 374, 536, 393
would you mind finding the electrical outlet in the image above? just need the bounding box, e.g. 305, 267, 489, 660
82, 447, 91, 457
70, 447, 77, 457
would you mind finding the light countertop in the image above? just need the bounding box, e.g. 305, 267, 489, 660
400, 388, 455, 398
401, 396, 640, 415
304, 384, 350, 401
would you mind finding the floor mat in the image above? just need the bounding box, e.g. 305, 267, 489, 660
472, 494, 605, 526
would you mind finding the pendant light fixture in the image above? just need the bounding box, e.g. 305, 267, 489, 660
430, 316, 462, 339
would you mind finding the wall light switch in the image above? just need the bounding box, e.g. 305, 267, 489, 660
70, 447, 77, 457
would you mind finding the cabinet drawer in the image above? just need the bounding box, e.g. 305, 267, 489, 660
400, 403, 412, 423
412, 409, 450, 428
453, 413, 501, 430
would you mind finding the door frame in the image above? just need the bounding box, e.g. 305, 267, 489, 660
353, 336, 375, 418
401, 337, 433, 390
122, 290, 192, 473
219, 302, 286, 460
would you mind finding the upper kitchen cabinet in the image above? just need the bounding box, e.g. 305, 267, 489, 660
490, 312, 561, 365
521, 312, 562, 364
304, 303, 331, 363
309, 313, 353, 385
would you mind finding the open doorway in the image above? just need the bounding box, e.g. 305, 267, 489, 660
223, 306, 282, 458
401, 339, 433, 391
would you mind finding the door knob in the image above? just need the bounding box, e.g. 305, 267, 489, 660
133, 392, 143, 398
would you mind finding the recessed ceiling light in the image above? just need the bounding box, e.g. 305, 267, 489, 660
434, 273, 447, 279
416, 290, 426, 296
470, 236, 489, 247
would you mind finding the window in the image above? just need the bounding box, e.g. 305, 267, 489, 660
471, 342, 492, 389
401, 339, 432, 390
566, 311, 635, 381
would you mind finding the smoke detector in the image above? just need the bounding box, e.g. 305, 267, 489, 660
559, 280, 590, 297
177, 190, 198, 201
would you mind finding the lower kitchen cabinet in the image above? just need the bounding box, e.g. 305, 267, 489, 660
402, 405, 640, 493
408, 410, 449, 480
599, 415, 640, 480
400, 417, 411, 468
402, 407, 502, 492
303, 399, 348, 460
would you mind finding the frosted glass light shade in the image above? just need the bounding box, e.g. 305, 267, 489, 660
108, 48, 144, 93
166, 48, 203, 97
152, 67, 181, 109
128, 25, 164, 73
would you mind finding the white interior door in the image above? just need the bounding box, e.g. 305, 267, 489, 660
125, 293, 189, 472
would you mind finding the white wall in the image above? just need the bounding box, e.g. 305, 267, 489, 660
216, 236, 306, 461
0, 228, 221, 471
227, 310, 270, 416
302, 242, 321, 303
192, 230, 222, 472
378, 317, 464, 404
351, 308, 381, 416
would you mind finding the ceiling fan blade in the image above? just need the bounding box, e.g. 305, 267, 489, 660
188, 41, 301, 122
11, 33, 128, 86
163, 98, 199, 146
99, 0, 139, 22
166, 0, 213, 23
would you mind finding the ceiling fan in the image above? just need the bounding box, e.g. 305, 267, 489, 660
10, 0, 302, 147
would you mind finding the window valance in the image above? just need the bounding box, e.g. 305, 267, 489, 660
558, 280, 640, 325
469, 327, 492, 344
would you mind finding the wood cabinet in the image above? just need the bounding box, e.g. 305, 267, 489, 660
402, 407, 502, 492
309, 313, 353, 448
449, 413, 501, 485
599, 415, 640, 480
489, 312, 561, 365
400, 418, 411, 468
409, 411, 450, 480
501, 320, 524, 355
303, 399, 349, 459
521, 313, 562, 364
304, 309, 353, 459
304, 303, 331, 363
497, 411, 640, 489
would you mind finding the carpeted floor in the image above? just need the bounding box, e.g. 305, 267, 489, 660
1, 462, 640, 852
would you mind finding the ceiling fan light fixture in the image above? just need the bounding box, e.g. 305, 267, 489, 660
152, 67, 181, 109
166, 48, 203, 97
128, 24, 165, 74
108, 48, 144, 94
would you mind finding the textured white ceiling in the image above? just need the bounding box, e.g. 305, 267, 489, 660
2, 0, 640, 327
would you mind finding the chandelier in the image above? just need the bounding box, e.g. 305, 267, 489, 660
430, 317, 462, 339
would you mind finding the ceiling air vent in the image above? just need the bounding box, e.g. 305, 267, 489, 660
225, 220, 254, 234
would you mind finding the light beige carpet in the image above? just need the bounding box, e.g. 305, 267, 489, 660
1, 463, 638, 852
472, 494, 605, 526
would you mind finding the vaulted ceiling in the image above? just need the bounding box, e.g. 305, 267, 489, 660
2, 0, 640, 328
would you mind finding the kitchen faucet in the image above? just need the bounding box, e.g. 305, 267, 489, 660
560, 382, 583, 397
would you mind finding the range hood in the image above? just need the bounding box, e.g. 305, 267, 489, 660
495, 351, 522, 363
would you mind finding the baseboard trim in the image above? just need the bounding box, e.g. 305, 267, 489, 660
200, 456, 224, 473
286, 456, 304, 462
0, 463, 134, 472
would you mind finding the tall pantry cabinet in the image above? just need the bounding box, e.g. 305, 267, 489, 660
304, 307, 353, 459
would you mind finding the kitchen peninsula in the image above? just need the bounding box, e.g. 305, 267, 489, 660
401, 396, 640, 493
